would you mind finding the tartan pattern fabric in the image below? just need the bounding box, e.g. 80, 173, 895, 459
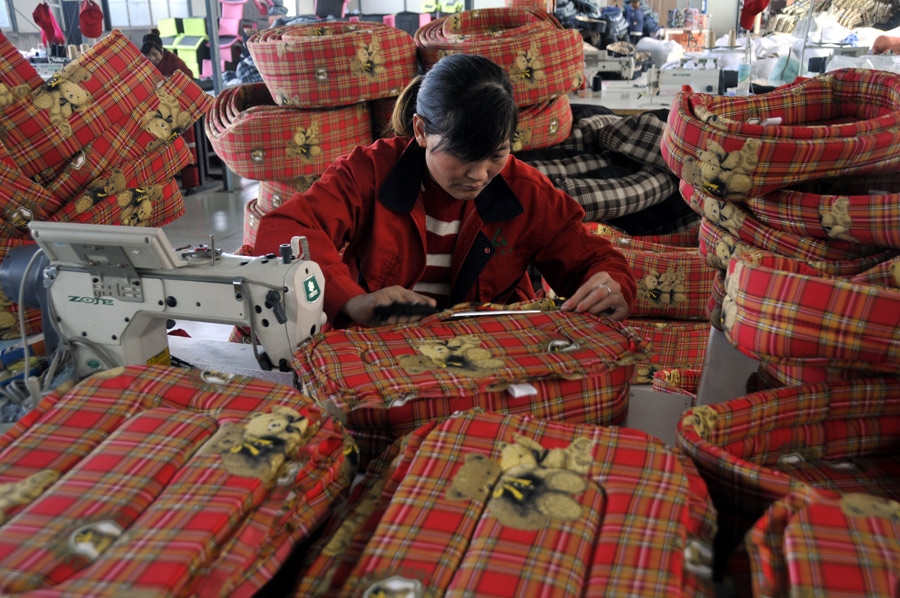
707, 267, 725, 329
0, 32, 42, 92
652, 367, 702, 400
744, 174, 900, 249
622, 318, 710, 385
295, 302, 650, 462
47, 140, 192, 228
513, 93, 572, 151
206, 82, 372, 182
40, 70, 210, 205
0, 31, 166, 181
0, 160, 62, 239
589, 225, 717, 320
682, 180, 883, 265
587, 221, 701, 248
243, 198, 265, 247
315, 410, 716, 597
723, 250, 900, 374
662, 68, 900, 200
257, 178, 320, 213
697, 216, 897, 277
527, 113, 677, 222
747, 487, 900, 598
676, 376, 900, 565
248, 23, 418, 109
415, 8, 584, 106
0, 364, 351, 598
755, 360, 877, 390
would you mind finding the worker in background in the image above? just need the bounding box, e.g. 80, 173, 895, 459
871, 35, 900, 55
141, 30, 200, 191
624, 0, 644, 45
253, 54, 636, 328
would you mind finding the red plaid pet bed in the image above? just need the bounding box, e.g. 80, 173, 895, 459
754, 360, 878, 390
248, 23, 418, 109
676, 376, 900, 581
662, 68, 900, 200
697, 216, 896, 277
513, 93, 572, 151
622, 318, 710, 385
416, 8, 583, 107
257, 178, 319, 213
747, 486, 900, 598
744, 174, 900, 249
369, 96, 397, 139
706, 267, 726, 329
682, 181, 883, 265
295, 302, 650, 463
206, 82, 372, 182
0, 31, 166, 181
0, 365, 353, 598
588, 223, 717, 320
590, 221, 701, 248
292, 410, 717, 597
722, 249, 900, 375
652, 367, 702, 401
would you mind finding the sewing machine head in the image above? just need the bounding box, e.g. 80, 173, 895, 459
24, 221, 326, 378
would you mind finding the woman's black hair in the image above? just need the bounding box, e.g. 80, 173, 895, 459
141, 28, 163, 55
390, 54, 518, 162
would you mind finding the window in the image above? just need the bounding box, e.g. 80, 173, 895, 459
107, 0, 189, 28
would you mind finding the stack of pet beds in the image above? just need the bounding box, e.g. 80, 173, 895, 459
288, 410, 718, 597
0, 364, 355, 597
209, 22, 419, 246
584, 223, 716, 397
661, 68, 900, 389
0, 31, 210, 341
293, 301, 651, 465
677, 376, 900, 594
415, 8, 582, 152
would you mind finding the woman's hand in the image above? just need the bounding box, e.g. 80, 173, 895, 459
872, 35, 900, 55
560, 272, 629, 321
341, 286, 438, 327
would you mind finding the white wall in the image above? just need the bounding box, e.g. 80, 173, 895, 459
708, 0, 738, 41
8, 0, 45, 34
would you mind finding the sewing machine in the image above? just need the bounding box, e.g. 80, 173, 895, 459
648, 58, 738, 100
584, 48, 637, 83
21, 222, 326, 378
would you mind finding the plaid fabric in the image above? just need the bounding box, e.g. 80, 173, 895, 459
369, 96, 397, 139
48, 140, 192, 228
0, 160, 63, 240
745, 174, 900, 249
416, 8, 584, 106
248, 23, 418, 109
723, 249, 900, 374
292, 420, 441, 597
697, 216, 897, 277
513, 93, 572, 151
320, 410, 716, 597
747, 487, 900, 598
40, 70, 210, 205
682, 180, 883, 265
527, 113, 677, 221
588, 221, 701, 248
676, 376, 900, 583
0, 364, 351, 597
206, 82, 372, 182
755, 360, 877, 390
652, 367, 702, 400
0, 31, 165, 181
295, 302, 650, 462
0, 32, 42, 91
622, 318, 710, 385
706, 267, 726, 330
243, 198, 265, 247
662, 68, 900, 201
587, 224, 717, 320
257, 178, 320, 213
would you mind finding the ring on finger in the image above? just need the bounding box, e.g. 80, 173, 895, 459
601, 284, 612, 298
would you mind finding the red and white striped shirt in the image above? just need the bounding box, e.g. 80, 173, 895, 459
412, 176, 466, 305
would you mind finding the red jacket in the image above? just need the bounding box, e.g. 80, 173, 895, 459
254, 137, 636, 324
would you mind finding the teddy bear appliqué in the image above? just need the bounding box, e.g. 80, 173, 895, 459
682, 136, 760, 201
22, 64, 93, 137
200, 406, 310, 481
396, 334, 506, 378
140, 89, 193, 149
447, 434, 594, 530
286, 121, 323, 162
818, 196, 856, 242
0, 470, 59, 524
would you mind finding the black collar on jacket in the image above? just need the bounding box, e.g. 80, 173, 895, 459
376, 139, 524, 223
